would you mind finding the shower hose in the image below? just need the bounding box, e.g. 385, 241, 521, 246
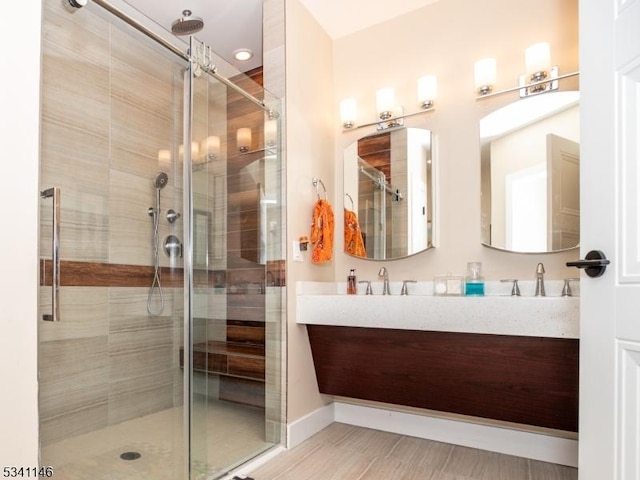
147, 205, 165, 316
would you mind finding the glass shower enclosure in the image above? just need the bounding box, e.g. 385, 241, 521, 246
37, 1, 284, 479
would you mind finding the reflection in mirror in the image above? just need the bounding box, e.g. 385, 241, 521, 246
239, 158, 268, 265
344, 128, 433, 260
480, 91, 580, 253
193, 209, 210, 269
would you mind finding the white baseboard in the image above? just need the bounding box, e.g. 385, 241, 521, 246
237, 401, 577, 477
287, 402, 335, 449
333, 402, 578, 468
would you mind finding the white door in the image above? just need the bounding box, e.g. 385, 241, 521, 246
579, 0, 640, 479
547, 134, 579, 251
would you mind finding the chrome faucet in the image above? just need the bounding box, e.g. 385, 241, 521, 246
534, 263, 546, 296
358, 280, 373, 295
401, 280, 417, 295
378, 267, 391, 295
562, 278, 580, 297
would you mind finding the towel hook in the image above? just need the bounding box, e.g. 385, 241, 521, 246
344, 193, 354, 211
312, 177, 327, 200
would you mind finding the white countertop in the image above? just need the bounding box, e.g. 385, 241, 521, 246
296, 281, 579, 339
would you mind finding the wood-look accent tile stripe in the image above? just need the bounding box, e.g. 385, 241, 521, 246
40, 259, 286, 288
42, 260, 196, 288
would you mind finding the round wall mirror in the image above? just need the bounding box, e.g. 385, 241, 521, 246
343, 127, 434, 260
480, 91, 580, 253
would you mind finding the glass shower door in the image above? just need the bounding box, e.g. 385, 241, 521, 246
38, 1, 189, 478
187, 38, 285, 479
39, 2, 284, 479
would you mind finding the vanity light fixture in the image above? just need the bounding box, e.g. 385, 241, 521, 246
376, 87, 395, 120
525, 42, 551, 87
474, 58, 497, 96
340, 76, 437, 132
162, 117, 277, 167
417, 75, 437, 109
235, 111, 279, 155
340, 98, 357, 129
158, 149, 171, 164
265, 118, 278, 147
204, 135, 220, 160
474, 42, 579, 100
236, 127, 252, 153
178, 141, 201, 161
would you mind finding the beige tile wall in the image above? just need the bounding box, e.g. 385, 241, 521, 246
263, 0, 286, 445
39, 0, 286, 454
39, 0, 185, 446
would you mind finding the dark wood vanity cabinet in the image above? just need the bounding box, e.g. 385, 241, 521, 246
307, 325, 579, 432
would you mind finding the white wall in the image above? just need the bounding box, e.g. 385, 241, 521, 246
286, 0, 579, 426
333, 0, 579, 283
285, 0, 336, 423
0, 1, 42, 465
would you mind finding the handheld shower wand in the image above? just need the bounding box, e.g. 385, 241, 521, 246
147, 172, 168, 316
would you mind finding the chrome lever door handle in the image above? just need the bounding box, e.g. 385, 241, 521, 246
566, 250, 610, 278
41, 187, 61, 322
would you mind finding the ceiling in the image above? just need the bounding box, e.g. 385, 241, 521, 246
124, 0, 264, 72
123, 0, 441, 72
298, 0, 442, 39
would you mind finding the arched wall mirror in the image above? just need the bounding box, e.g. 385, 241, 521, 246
344, 127, 434, 260
480, 91, 580, 253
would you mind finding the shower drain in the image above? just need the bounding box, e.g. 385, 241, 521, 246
120, 451, 142, 461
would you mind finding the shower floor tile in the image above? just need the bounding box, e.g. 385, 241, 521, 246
41, 398, 274, 480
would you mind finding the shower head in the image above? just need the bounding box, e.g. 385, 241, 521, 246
171, 10, 204, 36
154, 172, 169, 190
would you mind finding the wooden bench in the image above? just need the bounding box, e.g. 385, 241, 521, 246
189, 340, 265, 381
179, 319, 266, 408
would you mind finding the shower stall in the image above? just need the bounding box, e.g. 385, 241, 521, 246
38, 1, 285, 479
358, 159, 387, 259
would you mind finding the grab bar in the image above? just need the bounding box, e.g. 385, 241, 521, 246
41, 187, 61, 322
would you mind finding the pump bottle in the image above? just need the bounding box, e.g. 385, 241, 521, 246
347, 269, 357, 294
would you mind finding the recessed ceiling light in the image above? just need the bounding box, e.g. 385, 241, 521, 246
233, 49, 254, 61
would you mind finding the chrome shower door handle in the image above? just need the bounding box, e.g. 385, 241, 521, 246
41, 187, 61, 322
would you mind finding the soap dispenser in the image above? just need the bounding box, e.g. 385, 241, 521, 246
465, 262, 485, 296
347, 269, 357, 295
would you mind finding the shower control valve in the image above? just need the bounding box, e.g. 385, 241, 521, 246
67, 0, 88, 9
166, 209, 181, 223
163, 235, 183, 258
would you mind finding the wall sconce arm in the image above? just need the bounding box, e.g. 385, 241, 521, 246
476, 69, 579, 101
343, 105, 435, 132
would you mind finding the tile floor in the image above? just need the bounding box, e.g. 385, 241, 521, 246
248, 423, 579, 480
41, 407, 578, 480
41, 398, 273, 480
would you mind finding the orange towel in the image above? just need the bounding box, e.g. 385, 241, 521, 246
344, 208, 366, 258
310, 199, 334, 264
